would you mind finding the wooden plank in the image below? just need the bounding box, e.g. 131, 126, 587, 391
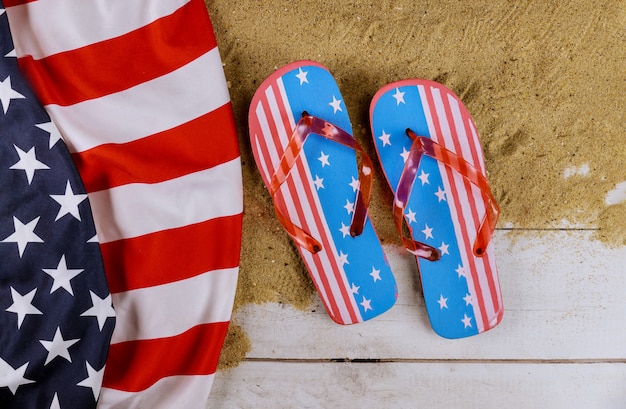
208, 361, 626, 409
231, 231, 626, 360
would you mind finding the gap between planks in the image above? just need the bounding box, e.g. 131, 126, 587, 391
243, 357, 626, 365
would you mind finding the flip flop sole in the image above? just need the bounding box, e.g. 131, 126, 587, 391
249, 61, 397, 325
370, 79, 503, 338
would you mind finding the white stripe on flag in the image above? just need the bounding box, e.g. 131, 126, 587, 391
253, 135, 273, 188
254, 100, 282, 169
6, 0, 191, 59
98, 374, 215, 409
265, 86, 291, 145
89, 157, 243, 243
44, 49, 229, 153
276, 77, 297, 129
448, 95, 478, 167
468, 119, 486, 174
111, 267, 238, 344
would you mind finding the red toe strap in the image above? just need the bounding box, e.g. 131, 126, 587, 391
269, 114, 373, 253
395, 129, 499, 260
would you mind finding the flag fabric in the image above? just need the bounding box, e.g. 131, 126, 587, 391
0, 4, 115, 407
5, 0, 243, 407
370, 80, 503, 338
249, 61, 398, 325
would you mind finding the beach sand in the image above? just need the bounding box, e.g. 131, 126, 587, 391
203, 0, 626, 367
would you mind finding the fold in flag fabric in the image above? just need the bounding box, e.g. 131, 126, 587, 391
4, 0, 243, 407
0, 4, 115, 408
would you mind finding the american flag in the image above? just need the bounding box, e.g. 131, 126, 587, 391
0, 5, 114, 408
4, 0, 243, 407
370, 80, 503, 338
249, 61, 397, 325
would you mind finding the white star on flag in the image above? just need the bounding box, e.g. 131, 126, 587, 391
370, 267, 382, 282
10, 145, 50, 184
400, 147, 410, 163
318, 151, 330, 167
0, 75, 25, 114
456, 264, 467, 279
329, 95, 343, 113
81, 292, 116, 331
42, 255, 84, 296
392, 87, 406, 105
36, 122, 64, 149
405, 208, 417, 224
437, 294, 448, 309
349, 176, 360, 192
5, 49, 17, 58
296, 67, 308, 85
50, 180, 88, 221
312, 175, 324, 190
421, 224, 434, 240
350, 283, 360, 295
438, 242, 450, 256
339, 223, 351, 238
418, 170, 430, 185
39, 328, 80, 365
463, 293, 474, 306
49, 394, 61, 409
344, 199, 355, 215
462, 314, 473, 328
77, 362, 104, 401
360, 296, 373, 312
435, 186, 447, 202
337, 251, 349, 266
6, 287, 43, 329
0, 358, 34, 394
2, 216, 44, 257
378, 130, 391, 147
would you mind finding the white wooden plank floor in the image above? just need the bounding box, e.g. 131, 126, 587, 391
208, 230, 626, 408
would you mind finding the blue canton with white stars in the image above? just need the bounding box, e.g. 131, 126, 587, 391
0, 6, 115, 408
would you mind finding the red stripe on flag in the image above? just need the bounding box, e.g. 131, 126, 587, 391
15, 0, 215, 106
459, 106, 484, 174
103, 322, 229, 392
72, 104, 239, 192
2, 0, 36, 6
101, 214, 243, 293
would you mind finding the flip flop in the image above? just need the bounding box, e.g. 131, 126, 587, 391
249, 61, 397, 325
370, 79, 503, 338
